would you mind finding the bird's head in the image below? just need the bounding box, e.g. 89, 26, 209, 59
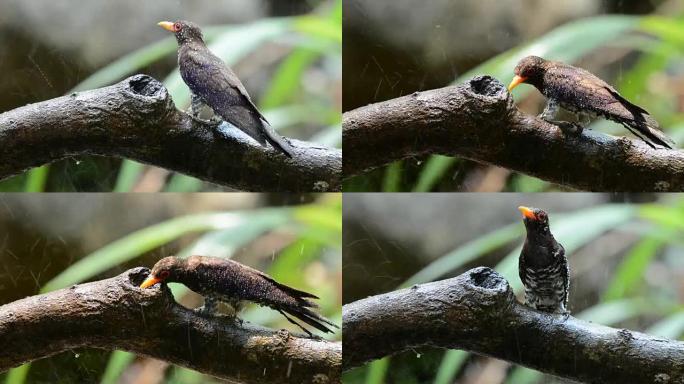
158, 20, 204, 44
518, 206, 550, 235
140, 256, 184, 288
508, 55, 547, 91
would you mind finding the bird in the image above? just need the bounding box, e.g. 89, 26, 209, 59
508, 55, 675, 149
158, 20, 294, 157
517, 206, 569, 314
139, 255, 337, 336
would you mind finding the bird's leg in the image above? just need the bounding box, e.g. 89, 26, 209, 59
188, 94, 222, 126
195, 296, 219, 316
539, 99, 583, 136
577, 111, 593, 129
538, 98, 559, 122
222, 298, 244, 326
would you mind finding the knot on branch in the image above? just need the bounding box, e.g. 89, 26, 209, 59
467, 267, 510, 293
462, 75, 512, 118
118, 75, 174, 123
128, 266, 152, 286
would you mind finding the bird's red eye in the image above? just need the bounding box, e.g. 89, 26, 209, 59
158, 270, 170, 279
537, 212, 547, 221
173, 23, 182, 32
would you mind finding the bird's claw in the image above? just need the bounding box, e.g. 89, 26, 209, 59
555, 121, 584, 136
187, 112, 222, 127
194, 306, 214, 317
559, 310, 571, 321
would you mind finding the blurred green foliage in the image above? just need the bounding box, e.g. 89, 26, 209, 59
3, 194, 341, 384
0, 0, 341, 192
344, 198, 684, 384
344, 14, 684, 192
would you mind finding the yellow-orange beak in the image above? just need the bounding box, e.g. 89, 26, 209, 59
158, 21, 175, 32
508, 75, 527, 92
140, 274, 162, 288
518, 206, 537, 220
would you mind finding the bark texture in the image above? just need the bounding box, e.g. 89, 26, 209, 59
343, 267, 684, 384
342, 76, 684, 192
0, 268, 341, 384
0, 75, 341, 192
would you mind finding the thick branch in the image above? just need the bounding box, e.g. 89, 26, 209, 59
343, 267, 684, 384
343, 76, 684, 191
0, 268, 341, 384
0, 75, 341, 192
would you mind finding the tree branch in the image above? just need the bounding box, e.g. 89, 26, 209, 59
0, 75, 341, 192
343, 267, 684, 383
343, 76, 684, 191
0, 268, 341, 384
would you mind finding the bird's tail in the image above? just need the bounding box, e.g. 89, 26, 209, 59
641, 114, 675, 149
623, 114, 675, 150
266, 276, 338, 334
262, 121, 295, 158
280, 305, 338, 334
606, 87, 675, 149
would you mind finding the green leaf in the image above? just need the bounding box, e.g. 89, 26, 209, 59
602, 236, 665, 301
99, 351, 136, 384
4, 364, 29, 384
412, 156, 457, 192
382, 161, 403, 192
365, 358, 390, 384
647, 311, 684, 338
261, 49, 320, 109
164, 174, 204, 192
113, 160, 145, 192
24, 165, 49, 192
432, 350, 469, 384
294, 16, 342, 43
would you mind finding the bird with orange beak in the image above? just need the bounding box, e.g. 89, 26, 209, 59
508, 55, 674, 149
517, 206, 569, 314
157, 20, 294, 157
140, 255, 337, 336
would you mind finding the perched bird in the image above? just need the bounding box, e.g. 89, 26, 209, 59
517, 206, 569, 314
158, 20, 294, 157
508, 55, 674, 149
140, 255, 337, 336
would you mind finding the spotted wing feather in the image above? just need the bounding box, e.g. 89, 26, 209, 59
543, 62, 673, 148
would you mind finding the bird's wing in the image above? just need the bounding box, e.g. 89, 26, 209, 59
546, 64, 652, 123
518, 242, 528, 286
220, 259, 318, 305
222, 259, 337, 333
555, 243, 569, 308
194, 49, 270, 124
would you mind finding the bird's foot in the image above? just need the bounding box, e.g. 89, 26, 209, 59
555, 121, 584, 136
554, 308, 571, 321
187, 112, 222, 127
194, 305, 216, 317
308, 333, 323, 341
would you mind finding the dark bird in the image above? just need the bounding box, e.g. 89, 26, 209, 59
517, 206, 569, 314
140, 255, 337, 335
158, 20, 294, 157
508, 55, 675, 149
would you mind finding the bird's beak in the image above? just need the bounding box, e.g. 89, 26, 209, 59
158, 21, 175, 32
140, 274, 162, 288
508, 75, 527, 91
518, 206, 537, 220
